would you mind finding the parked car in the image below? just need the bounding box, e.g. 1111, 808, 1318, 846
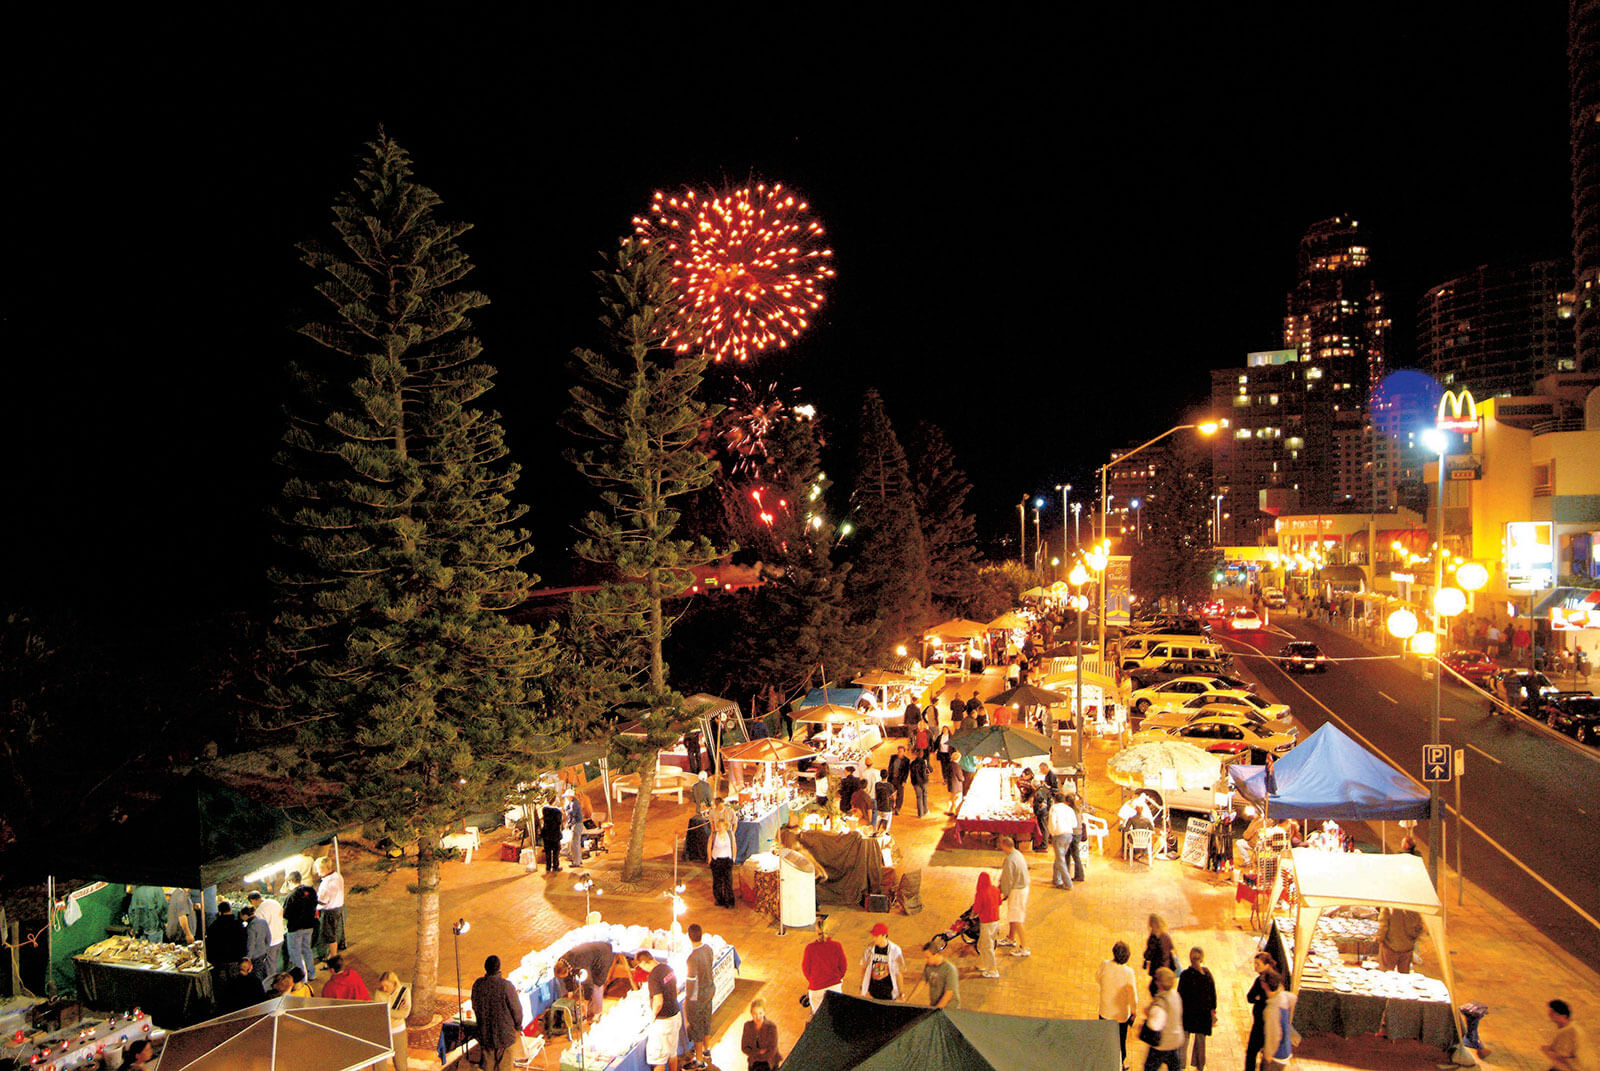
1486, 669, 1559, 711
1133, 715, 1296, 756
1229, 609, 1263, 631
1277, 641, 1329, 673
1139, 696, 1296, 738
1122, 639, 1232, 671
1537, 692, 1600, 745
1262, 588, 1287, 609
1130, 676, 1260, 715
1440, 649, 1499, 685
1124, 660, 1249, 691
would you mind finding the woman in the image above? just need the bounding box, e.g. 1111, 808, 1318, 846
914, 716, 931, 759
708, 819, 736, 908
741, 998, 781, 1071
376, 971, 411, 1071
123, 1040, 157, 1069
1142, 967, 1185, 1071
1095, 941, 1137, 1062
935, 727, 955, 793
1177, 947, 1216, 1071
812, 760, 830, 808
1243, 951, 1275, 1071
973, 871, 1001, 979
1142, 914, 1176, 996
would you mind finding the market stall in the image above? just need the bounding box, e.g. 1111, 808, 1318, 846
1228, 723, 1431, 822
716, 739, 809, 862
952, 766, 1038, 847
795, 704, 881, 767
922, 618, 991, 676
74, 935, 214, 1029
796, 829, 885, 906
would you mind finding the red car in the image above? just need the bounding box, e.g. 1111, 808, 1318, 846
1442, 649, 1499, 685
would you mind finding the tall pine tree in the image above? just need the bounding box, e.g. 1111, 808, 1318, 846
843, 390, 932, 662
269, 132, 553, 1025
567, 239, 724, 885
909, 421, 985, 617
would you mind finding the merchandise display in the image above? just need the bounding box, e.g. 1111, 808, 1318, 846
952, 767, 1038, 846
78, 937, 207, 974
0, 1010, 161, 1070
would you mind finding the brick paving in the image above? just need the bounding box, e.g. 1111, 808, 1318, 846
328, 664, 1598, 1071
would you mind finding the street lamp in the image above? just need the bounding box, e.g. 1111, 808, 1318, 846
1056, 484, 1072, 550
1069, 563, 1090, 776
1098, 422, 1219, 655
1070, 501, 1082, 548
450, 918, 471, 1047
1033, 498, 1045, 573
1419, 426, 1451, 885
1130, 498, 1143, 544
1017, 495, 1029, 569
1213, 491, 1226, 545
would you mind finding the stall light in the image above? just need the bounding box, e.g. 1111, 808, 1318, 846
1387, 609, 1419, 639
895, 645, 908, 657
1411, 632, 1438, 655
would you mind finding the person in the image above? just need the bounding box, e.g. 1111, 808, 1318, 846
902, 698, 922, 736
221, 958, 266, 1011
1260, 971, 1296, 1071
837, 766, 861, 810
936, 727, 955, 792
683, 924, 714, 1070
742, 998, 781, 1071
872, 775, 896, 830
241, 905, 274, 981
637, 949, 681, 1071
1122, 797, 1155, 858
165, 886, 199, 944
691, 771, 712, 812
923, 943, 960, 1009
122, 1039, 156, 1069
247, 891, 285, 977
565, 789, 586, 868
708, 818, 736, 908
959, 702, 977, 733
1047, 791, 1078, 889
1039, 762, 1060, 799
207, 902, 247, 981
967, 690, 986, 726
1068, 793, 1088, 883
973, 871, 1002, 979
1142, 914, 1176, 995
860, 922, 904, 1000
684, 807, 711, 864
1017, 768, 1036, 805
850, 781, 873, 824
996, 835, 1030, 957
1096, 941, 1138, 1063
556, 940, 618, 1021
1377, 906, 1425, 973
1178, 947, 1216, 1071
470, 955, 523, 1071
270, 971, 295, 997
1398, 834, 1420, 856
539, 800, 565, 873
127, 885, 166, 944
1243, 950, 1275, 1071
946, 752, 966, 815
801, 919, 849, 1013
1030, 776, 1053, 851
315, 856, 346, 961
321, 955, 371, 1000
908, 749, 931, 817
887, 745, 911, 814
914, 717, 931, 759
1142, 966, 1185, 1071
684, 727, 703, 775
376, 970, 411, 1071
288, 966, 314, 997
1541, 998, 1594, 1071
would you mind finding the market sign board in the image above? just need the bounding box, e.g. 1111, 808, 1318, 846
1105, 555, 1132, 627
1436, 389, 1481, 434
1505, 521, 1554, 591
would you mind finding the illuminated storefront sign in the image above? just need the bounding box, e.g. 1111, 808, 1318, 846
1505, 521, 1554, 591
1436, 389, 1481, 433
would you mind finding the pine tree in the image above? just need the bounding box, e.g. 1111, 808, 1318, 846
1130, 440, 1216, 607
567, 239, 724, 884
843, 390, 932, 661
269, 132, 553, 1025
909, 421, 985, 616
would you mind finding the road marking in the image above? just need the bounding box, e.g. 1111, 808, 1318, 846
1264, 659, 1600, 936
1466, 743, 1503, 765
1378, 691, 1398, 704
1439, 717, 1456, 722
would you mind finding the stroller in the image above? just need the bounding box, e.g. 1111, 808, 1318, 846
926, 906, 981, 954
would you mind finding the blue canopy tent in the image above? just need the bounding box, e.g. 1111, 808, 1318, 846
1228, 723, 1430, 821
798, 686, 871, 709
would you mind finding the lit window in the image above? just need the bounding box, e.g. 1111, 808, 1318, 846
1269, 394, 1279, 405
1235, 429, 1252, 440
1306, 367, 1323, 379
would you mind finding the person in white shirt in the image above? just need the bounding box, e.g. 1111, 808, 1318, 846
1261, 970, 1297, 1071
247, 892, 285, 975
1047, 795, 1079, 890
315, 857, 346, 960
1096, 941, 1138, 1063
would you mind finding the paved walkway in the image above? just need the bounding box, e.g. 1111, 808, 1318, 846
329, 663, 1597, 1070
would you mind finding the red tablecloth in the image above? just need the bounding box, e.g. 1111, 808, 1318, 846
952, 816, 1037, 846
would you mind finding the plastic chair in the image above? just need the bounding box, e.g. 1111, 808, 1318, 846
1082, 815, 1109, 855
1124, 827, 1154, 865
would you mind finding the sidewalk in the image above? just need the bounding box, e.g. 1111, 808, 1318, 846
330, 663, 1597, 1071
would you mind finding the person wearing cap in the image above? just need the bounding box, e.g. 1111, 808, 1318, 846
1141, 966, 1185, 1071
859, 923, 904, 1001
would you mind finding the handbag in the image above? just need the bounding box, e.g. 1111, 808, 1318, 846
1137, 1020, 1162, 1047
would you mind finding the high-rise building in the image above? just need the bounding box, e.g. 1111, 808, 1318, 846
1572, 0, 1600, 370
1283, 216, 1391, 394
1417, 260, 1577, 398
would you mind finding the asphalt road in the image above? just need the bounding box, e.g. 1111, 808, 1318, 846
1213, 614, 1600, 966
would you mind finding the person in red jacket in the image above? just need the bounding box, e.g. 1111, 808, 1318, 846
320, 956, 371, 1000
973, 871, 1002, 979
800, 920, 848, 1016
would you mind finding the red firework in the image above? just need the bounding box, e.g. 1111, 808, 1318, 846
633, 183, 835, 362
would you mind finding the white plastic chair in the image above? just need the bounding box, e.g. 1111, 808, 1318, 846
1083, 814, 1109, 855
1124, 826, 1154, 866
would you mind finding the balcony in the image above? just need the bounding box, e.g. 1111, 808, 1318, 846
1533, 417, 1586, 435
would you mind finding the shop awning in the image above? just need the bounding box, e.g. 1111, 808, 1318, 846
1319, 565, 1366, 589
1532, 587, 1600, 618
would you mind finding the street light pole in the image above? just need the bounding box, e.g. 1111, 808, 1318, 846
1421, 429, 1449, 885
1056, 483, 1072, 550
1071, 501, 1081, 548
1033, 499, 1044, 573
1017, 495, 1029, 569
1132, 498, 1143, 544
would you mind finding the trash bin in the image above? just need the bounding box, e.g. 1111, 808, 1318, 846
778, 857, 816, 936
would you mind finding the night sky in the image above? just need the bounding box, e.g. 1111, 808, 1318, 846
2, 10, 1572, 616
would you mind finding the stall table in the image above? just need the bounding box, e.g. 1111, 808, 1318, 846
74, 957, 214, 1027
951, 767, 1038, 847
733, 801, 790, 863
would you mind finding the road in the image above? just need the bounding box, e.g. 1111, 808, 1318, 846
1214, 613, 1600, 966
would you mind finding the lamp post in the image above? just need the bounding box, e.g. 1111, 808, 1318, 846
1213, 491, 1227, 545
1017, 495, 1029, 569
1070, 501, 1082, 548
1098, 422, 1219, 656
1131, 498, 1143, 544
1056, 483, 1072, 550
450, 918, 471, 1048
1069, 564, 1089, 775
1033, 498, 1045, 573
1420, 428, 1452, 884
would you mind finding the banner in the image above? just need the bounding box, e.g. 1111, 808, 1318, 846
1106, 555, 1132, 627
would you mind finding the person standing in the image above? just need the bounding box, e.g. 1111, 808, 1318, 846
1047, 792, 1078, 889
315, 857, 346, 962
165, 887, 199, 945
887, 746, 911, 814
683, 727, 703, 776
708, 819, 736, 908
539, 800, 565, 873
811, 761, 830, 808
922, 944, 960, 1009
247, 892, 285, 977
908, 750, 931, 818
127, 886, 166, 944
902, 698, 922, 739
1142, 914, 1176, 995
469, 955, 523, 1071
565, 789, 586, 869
206, 902, 247, 983
966, 690, 986, 727
914, 716, 931, 760
801, 920, 848, 1014
872, 776, 896, 831
241, 906, 274, 982
636, 950, 681, 1071
1541, 999, 1594, 1071
996, 836, 1030, 957
972, 871, 1002, 979
375, 971, 411, 1071
936, 726, 955, 792
283, 873, 319, 981
682, 924, 715, 1071
1142, 967, 1185, 1071
690, 772, 713, 813
1243, 951, 1275, 1071
1376, 906, 1425, 973
1260, 971, 1296, 1071
1178, 947, 1216, 1071
1096, 941, 1137, 1063
859, 922, 905, 1001
741, 999, 781, 1071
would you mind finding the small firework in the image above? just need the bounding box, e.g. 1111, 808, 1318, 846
719, 378, 798, 476
634, 183, 835, 362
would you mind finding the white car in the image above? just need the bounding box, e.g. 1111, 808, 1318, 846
1139, 694, 1296, 738
1229, 609, 1263, 631
1129, 676, 1256, 715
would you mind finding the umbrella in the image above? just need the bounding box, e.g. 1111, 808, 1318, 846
156, 996, 392, 1071
948, 725, 1056, 762
986, 683, 1070, 709
1022, 586, 1048, 597
1106, 741, 1223, 792
922, 618, 990, 640
853, 670, 916, 687
718, 738, 815, 764
792, 704, 869, 725
986, 611, 1029, 630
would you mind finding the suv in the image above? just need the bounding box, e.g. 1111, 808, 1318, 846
1123, 639, 1230, 671
1536, 692, 1600, 745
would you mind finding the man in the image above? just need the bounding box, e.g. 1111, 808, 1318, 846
320, 955, 371, 1000
886, 746, 912, 814
1096, 941, 1138, 1063
469, 955, 523, 1071
637, 949, 682, 1071
858, 923, 904, 1001
902, 698, 921, 736
922, 944, 960, 1010
247, 891, 285, 977
801, 920, 848, 1015
1376, 906, 1425, 973
565, 789, 586, 869
1047, 792, 1079, 890
206, 902, 247, 981
283, 872, 319, 981
837, 767, 861, 811
958, 701, 976, 733
241, 905, 274, 982
1038, 762, 1059, 799
683, 924, 714, 1070
1541, 999, 1594, 1071
907, 749, 931, 818
315, 856, 346, 961
220, 958, 266, 1011
967, 690, 986, 727
165, 887, 199, 945
872, 776, 896, 831
539, 799, 565, 873
556, 940, 618, 1022
128, 885, 167, 944
996, 836, 1030, 957
690, 771, 712, 813
683, 727, 703, 776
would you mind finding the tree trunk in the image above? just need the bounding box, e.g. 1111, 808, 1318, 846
409, 828, 441, 1026
621, 750, 658, 884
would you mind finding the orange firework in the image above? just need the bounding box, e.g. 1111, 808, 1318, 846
633, 183, 835, 362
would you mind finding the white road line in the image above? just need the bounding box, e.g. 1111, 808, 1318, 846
1466, 743, 1503, 765
1378, 691, 1398, 704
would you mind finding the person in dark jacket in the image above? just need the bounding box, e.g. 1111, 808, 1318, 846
1142, 914, 1176, 996
219, 958, 266, 1011
470, 955, 524, 1071
908, 752, 931, 817
283, 874, 320, 982
1178, 947, 1217, 1071
206, 902, 247, 983
886, 746, 912, 814
872, 777, 896, 830
539, 802, 564, 873
1243, 950, 1275, 1071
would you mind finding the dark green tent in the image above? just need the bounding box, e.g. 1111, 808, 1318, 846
783, 992, 1120, 1071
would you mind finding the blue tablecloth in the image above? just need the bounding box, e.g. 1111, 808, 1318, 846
734, 802, 789, 863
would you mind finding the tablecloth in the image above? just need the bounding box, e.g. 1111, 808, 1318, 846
951, 815, 1037, 847
73, 957, 215, 1027
733, 802, 789, 863
1294, 986, 1457, 1049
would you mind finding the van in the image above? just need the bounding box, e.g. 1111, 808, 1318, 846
1119, 632, 1219, 660
1122, 640, 1230, 671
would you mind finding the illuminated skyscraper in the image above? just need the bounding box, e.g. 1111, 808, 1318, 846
1283, 216, 1391, 395
1417, 260, 1576, 398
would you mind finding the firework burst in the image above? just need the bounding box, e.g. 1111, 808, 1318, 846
633, 183, 835, 362
719, 378, 799, 476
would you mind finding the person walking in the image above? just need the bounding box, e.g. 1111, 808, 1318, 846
636, 949, 681, 1071
972, 871, 1002, 980
1142, 914, 1176, 995
922, 944, 960, 1009
996, 836, 1030, 957
1260, 971, 1296, 1071
1141, 967, 1185, 1071
708, 819, 736, 908
1242, 950, 1275, 1071
683, 924, 714, 1070
470, 955, 523, 1071
914, 717, 931, 760
908, 749, 931, 818
872, 775, 896, 831
741, 999, 781, 1071
1540, 998, 1595, 1071
1047, 791, 1078, 889
859, 922, 905, 1001
887, 746, 911, 814
801, 920, 848, 1014
1177, 948, 1216, 1071
1096, 941, 1137, 1064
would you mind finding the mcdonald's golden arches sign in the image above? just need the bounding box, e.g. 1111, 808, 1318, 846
1436, 389, 1480, 433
